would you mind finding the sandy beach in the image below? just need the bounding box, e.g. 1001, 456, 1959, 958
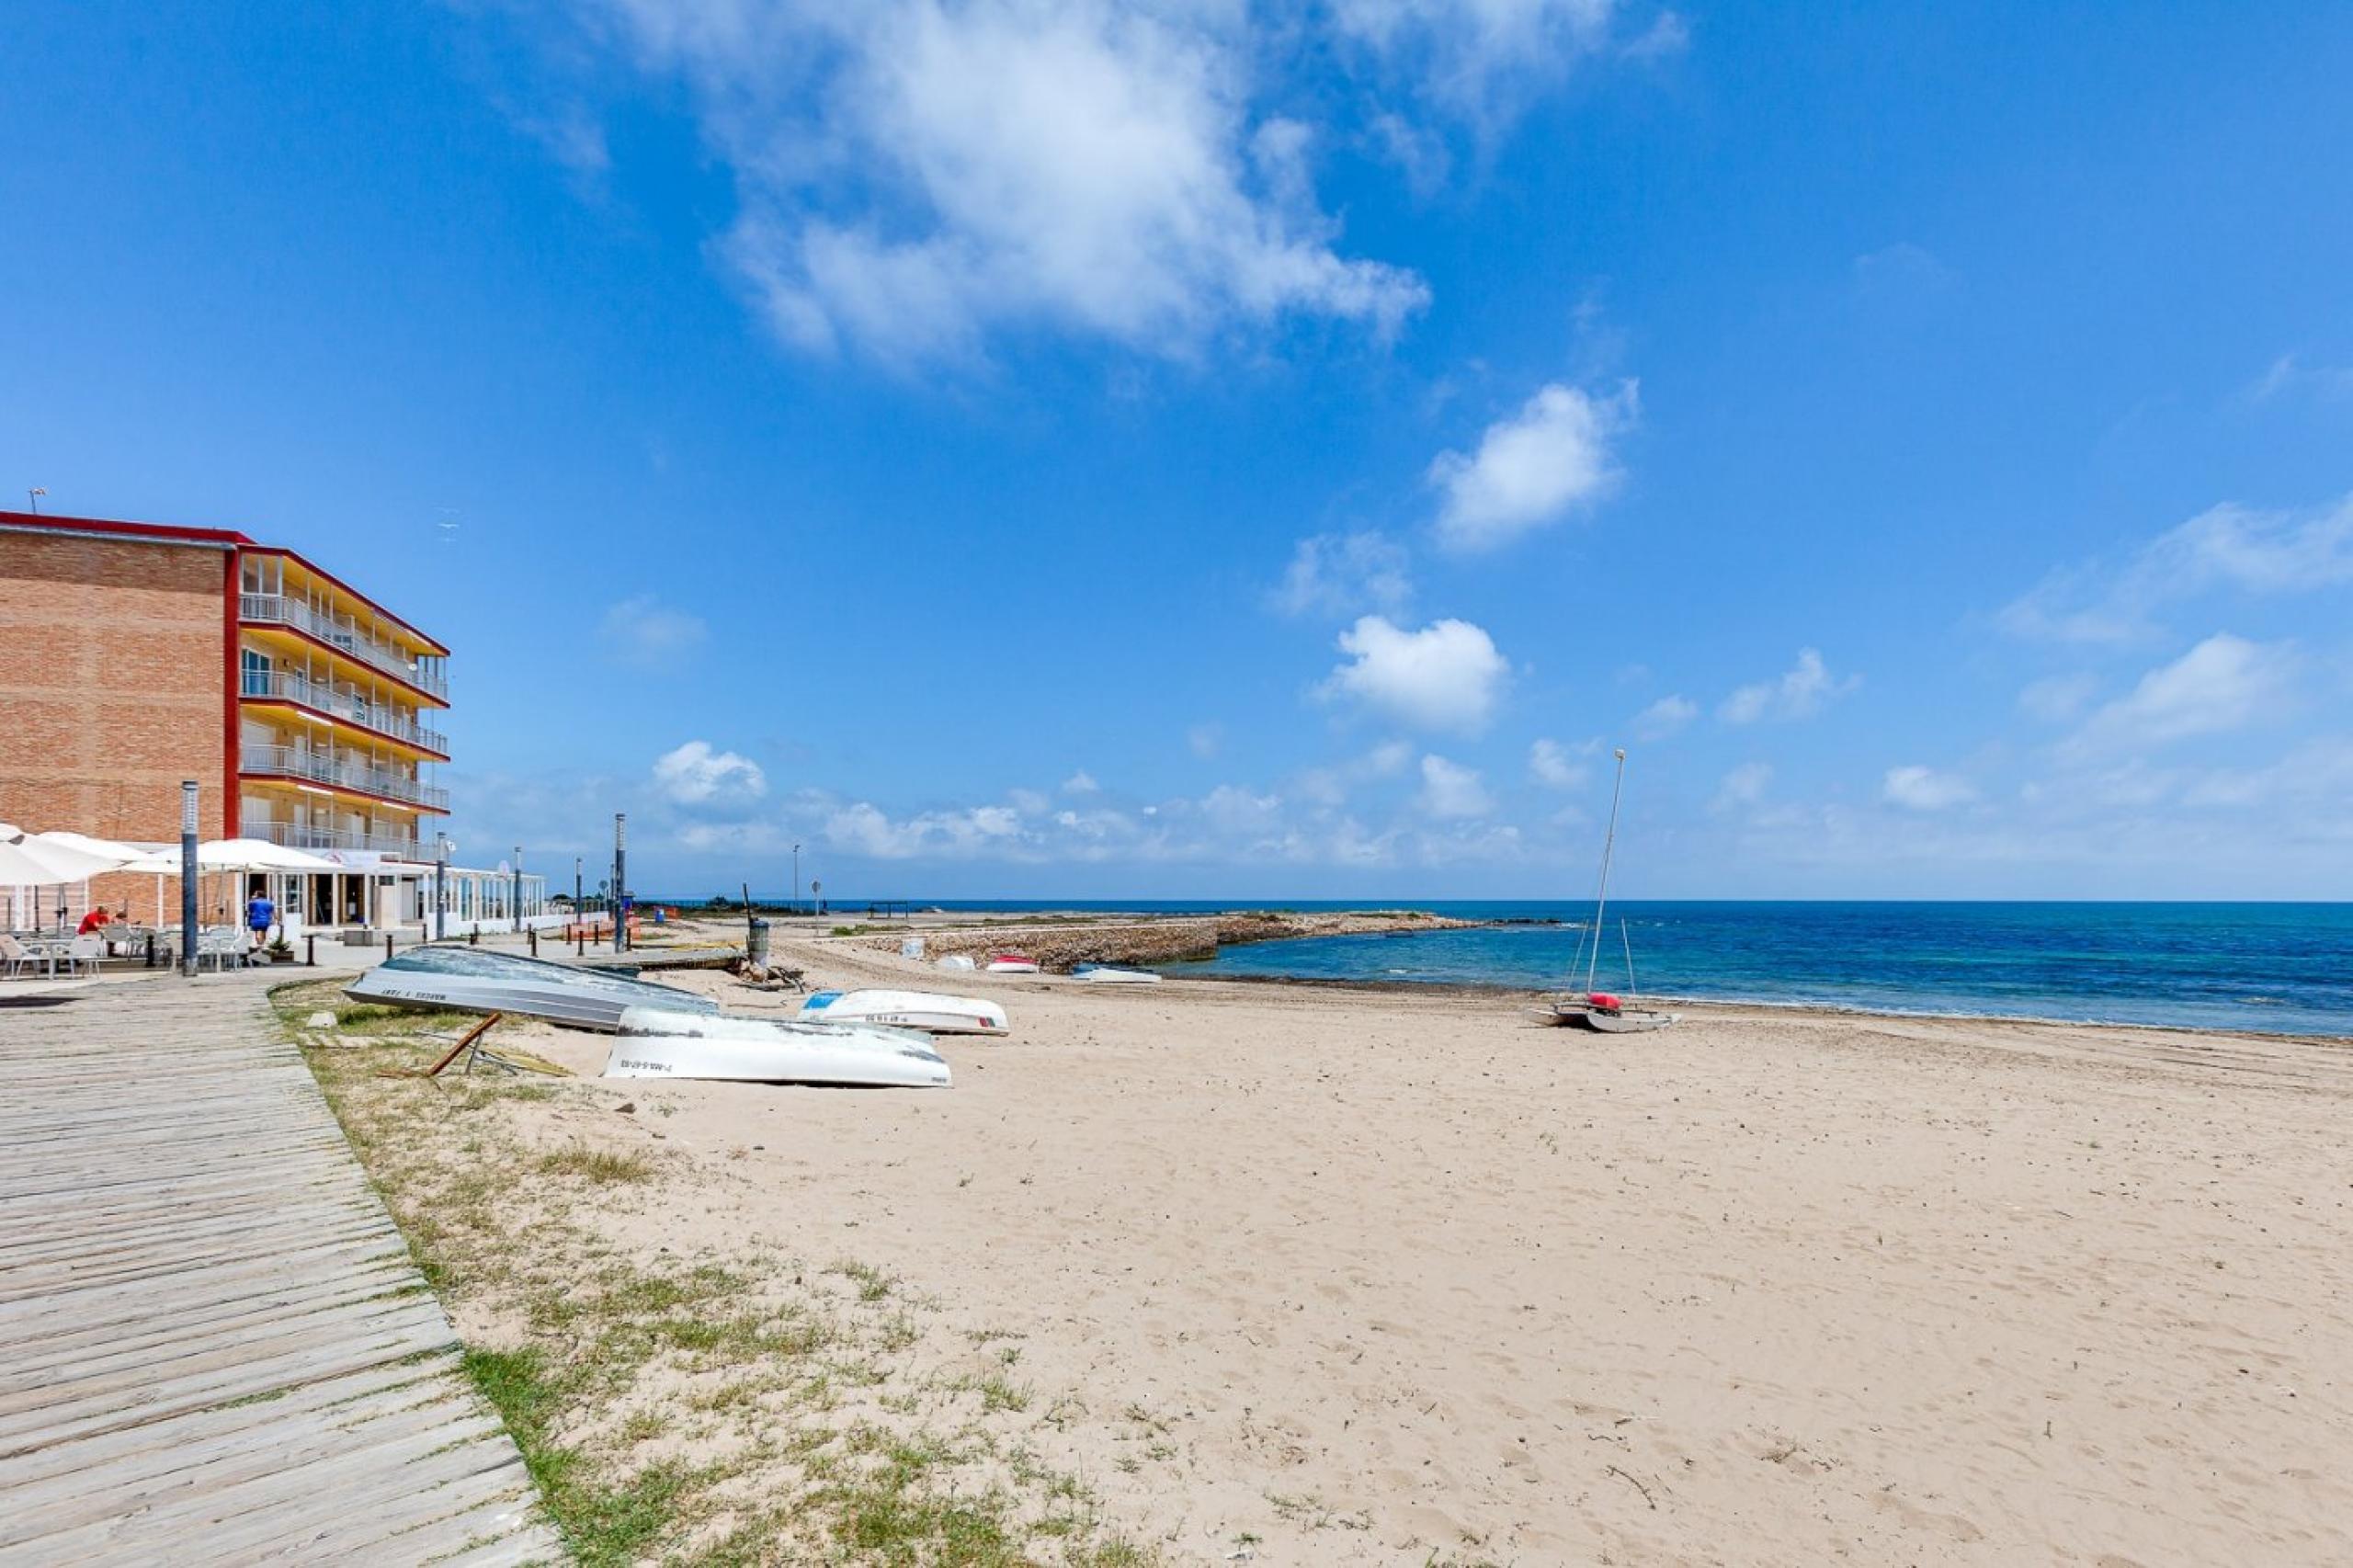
300, 926, 2353, 1563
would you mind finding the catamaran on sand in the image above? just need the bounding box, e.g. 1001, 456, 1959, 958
1550, 747, 1679, 1034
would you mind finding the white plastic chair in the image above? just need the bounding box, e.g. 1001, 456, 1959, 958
0, 935, 49, 979
63, 936, 104, 975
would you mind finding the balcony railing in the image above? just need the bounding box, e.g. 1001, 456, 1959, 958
239, 593, 448, 700
251, 821, 426, 858
239, 669, 449, 755
240, 743, 450, 812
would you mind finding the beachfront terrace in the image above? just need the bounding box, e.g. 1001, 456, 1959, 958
237, 666, 449, 756
250, 820, 426, 858
238, 591, 448, 700
239, 742, 449, 812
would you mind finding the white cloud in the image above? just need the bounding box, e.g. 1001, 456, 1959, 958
1328, 0, 1620, 119
1711, 761, 1772, 812
1187, 722, 1225, 759
1415, 754, 1493, 819
580, 0, 1428, 365
1631, 694, 1696, 740
2246, 353, 2353, 404
2001, 492, 2353, 644
1322, 614, 1509, 733
2066, 633, 2300, 754
1720, 648, 1858, 723
2018, 673, 2098, 722
1061, 770, 1099, 794
1429, 381, 1636, 551
825, 800, 1029, 859
1620, 8, 1688, 59
1528, 737, 1591, 789
600, 595, 709, 668
652, 740, 767, 806
1881, 765, 1975, 812
1295, 738, 1415, 805
1200, 783, 1283, 833
1269, 530, 1413, 618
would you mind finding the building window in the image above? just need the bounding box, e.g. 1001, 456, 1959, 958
240, 648, 272, 697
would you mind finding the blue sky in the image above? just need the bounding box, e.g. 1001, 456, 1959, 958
5, 1, 2350, 899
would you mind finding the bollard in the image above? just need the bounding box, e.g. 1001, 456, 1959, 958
529, 927, 539, 957
145, 932, 156, 969
385, 933, 394, 961
306, 934, 317, 968
576, 926, 585, 957
469, 927, 478, 946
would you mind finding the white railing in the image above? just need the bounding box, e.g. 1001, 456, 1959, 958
239, 593, 448, 699
239, 669, 449, 755
252, 821, 426, 858
240, 743, 450, 812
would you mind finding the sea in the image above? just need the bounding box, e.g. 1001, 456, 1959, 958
724, 899, 2353, 1037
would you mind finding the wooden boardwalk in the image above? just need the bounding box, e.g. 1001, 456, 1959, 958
0, 973, 562, 1565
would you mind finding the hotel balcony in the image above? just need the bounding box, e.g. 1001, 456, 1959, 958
238, 592, 449, 701
240, 742, 450, 812
250, 820, 427, 858
239, 667, 449, 757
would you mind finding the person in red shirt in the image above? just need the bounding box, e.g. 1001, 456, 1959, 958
76, 906, 113, 937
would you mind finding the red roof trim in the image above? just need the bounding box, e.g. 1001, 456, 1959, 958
0, 510, 248, 548
0, 510, 449, 655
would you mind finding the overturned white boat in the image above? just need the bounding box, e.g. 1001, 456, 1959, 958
800, 988, 1008, 1035
347, 945, 720, 1031
1070, 963, 1161, 984
607, 1006, 952, 1089
983, 953, 1040, 974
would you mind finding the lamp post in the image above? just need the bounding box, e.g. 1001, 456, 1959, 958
179, 781, 199, 978
511, 846, 523, 935
27, 486, 46, 516
613, 813, 628, 953
574, 856, 583, 924
434, 834, 450, 940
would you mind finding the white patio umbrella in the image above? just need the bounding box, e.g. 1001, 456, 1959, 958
1, 825, 136, 932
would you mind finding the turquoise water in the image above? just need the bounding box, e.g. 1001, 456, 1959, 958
1159, 902, 2353, 1037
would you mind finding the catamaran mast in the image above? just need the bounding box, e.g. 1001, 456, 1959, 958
1586, 747, 1628, 994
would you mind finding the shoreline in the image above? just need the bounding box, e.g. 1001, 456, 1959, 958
1156, 965, 2353, 1045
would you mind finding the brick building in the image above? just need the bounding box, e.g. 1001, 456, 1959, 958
0, 510, 534, 935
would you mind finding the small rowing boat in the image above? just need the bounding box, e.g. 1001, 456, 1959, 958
801, 988, 1009, 1035
1070, 963, 1161, 984
606, 1006, 952, 1088
347, 945, 719, 1031
984, 953, 1040, 973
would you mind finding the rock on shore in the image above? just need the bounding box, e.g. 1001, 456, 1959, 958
849, 910, 1469, 972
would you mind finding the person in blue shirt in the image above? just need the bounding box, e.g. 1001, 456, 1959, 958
245, 892, 275, 944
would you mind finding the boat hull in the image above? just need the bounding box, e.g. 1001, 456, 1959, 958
1070, 965, 1160, 984
1550, 1002, 1678, 1033
347, 947, 721, 1032
800, 989, 1008, 1035
608, 1006, 952, 1088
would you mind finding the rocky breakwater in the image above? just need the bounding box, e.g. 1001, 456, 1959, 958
851, 910, 1472, 972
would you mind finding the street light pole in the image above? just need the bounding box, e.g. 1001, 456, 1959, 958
434, 835, 449, 940
512, 846, 523, 934
574, 856, 583, 924
179, 781, 199, 978
613, 813, 628, 953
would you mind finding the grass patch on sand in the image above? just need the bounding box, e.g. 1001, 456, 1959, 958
271, 977, 1159, 1566
536, 1143, 657, 1184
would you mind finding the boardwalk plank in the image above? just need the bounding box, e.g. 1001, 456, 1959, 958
0, 975, 562, 1562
